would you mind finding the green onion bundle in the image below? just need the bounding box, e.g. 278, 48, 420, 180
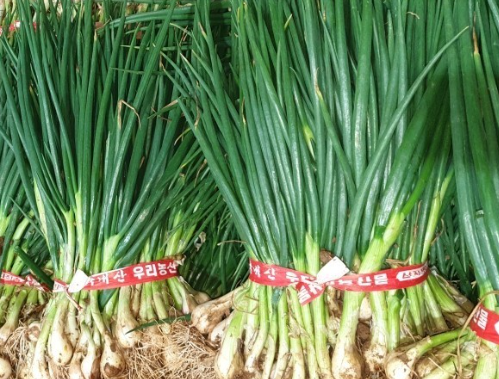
0, 1, 229, 378
386, 2, 499, 379
173, 1, 343, 376
170, 1, 478, 378
0, 67, 52, 376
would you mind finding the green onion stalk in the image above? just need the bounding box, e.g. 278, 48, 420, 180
0, 1, 222, 378
429, 200, 476, 304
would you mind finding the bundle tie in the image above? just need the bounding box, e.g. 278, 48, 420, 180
249, 258, 429, 305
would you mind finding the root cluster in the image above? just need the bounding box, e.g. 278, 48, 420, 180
127, 323, 216, 379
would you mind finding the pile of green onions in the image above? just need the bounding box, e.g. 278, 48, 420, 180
0, 1, 498, 379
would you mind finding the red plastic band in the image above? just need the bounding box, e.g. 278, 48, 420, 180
0, 270, 50, 292
53, 258, 179, 293
0, 21, 37, 36
249, 259, 429, 305
0, 271, 25, 286
470, 304, 499, 345
249, 259, 315, 286
25, 275, 50, 292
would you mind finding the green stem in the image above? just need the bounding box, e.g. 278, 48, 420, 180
423, 348, 476, 379
245, 285, 269, 373
243, 281, 259, 357
311, 296, 331, 378
152, 281, 168, 319
0, 214, 11, 237
288, 287, 307, 353
26, 287, 39, 307
261, 289, 278, 379
406, 284, 424, 336
472, 346, 497, 379
145, 282, 156, 321
215, 308, 246, 379
62, 210, 76, 282
422, 281, 448, 333
274, 293, 290, 378
90, 292, 107, 335
166, 276, 183, 309
0, 289, 28, 344
289, 297, 306, 379
412, 329, 466, 357
427, 275, 467, 326
387, 292, 401, 352
31, 298, 58, 379
139, 282, 149, 321
5, 218, 29, 270
367, 291, 389, 367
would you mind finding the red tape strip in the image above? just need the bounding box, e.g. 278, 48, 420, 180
0, 271, 25, 286
0, 21, 37, 36
53, 258, 179, 293
470, 304, 499, 345
0, 271, 50, 292
249, 259, 429, 305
